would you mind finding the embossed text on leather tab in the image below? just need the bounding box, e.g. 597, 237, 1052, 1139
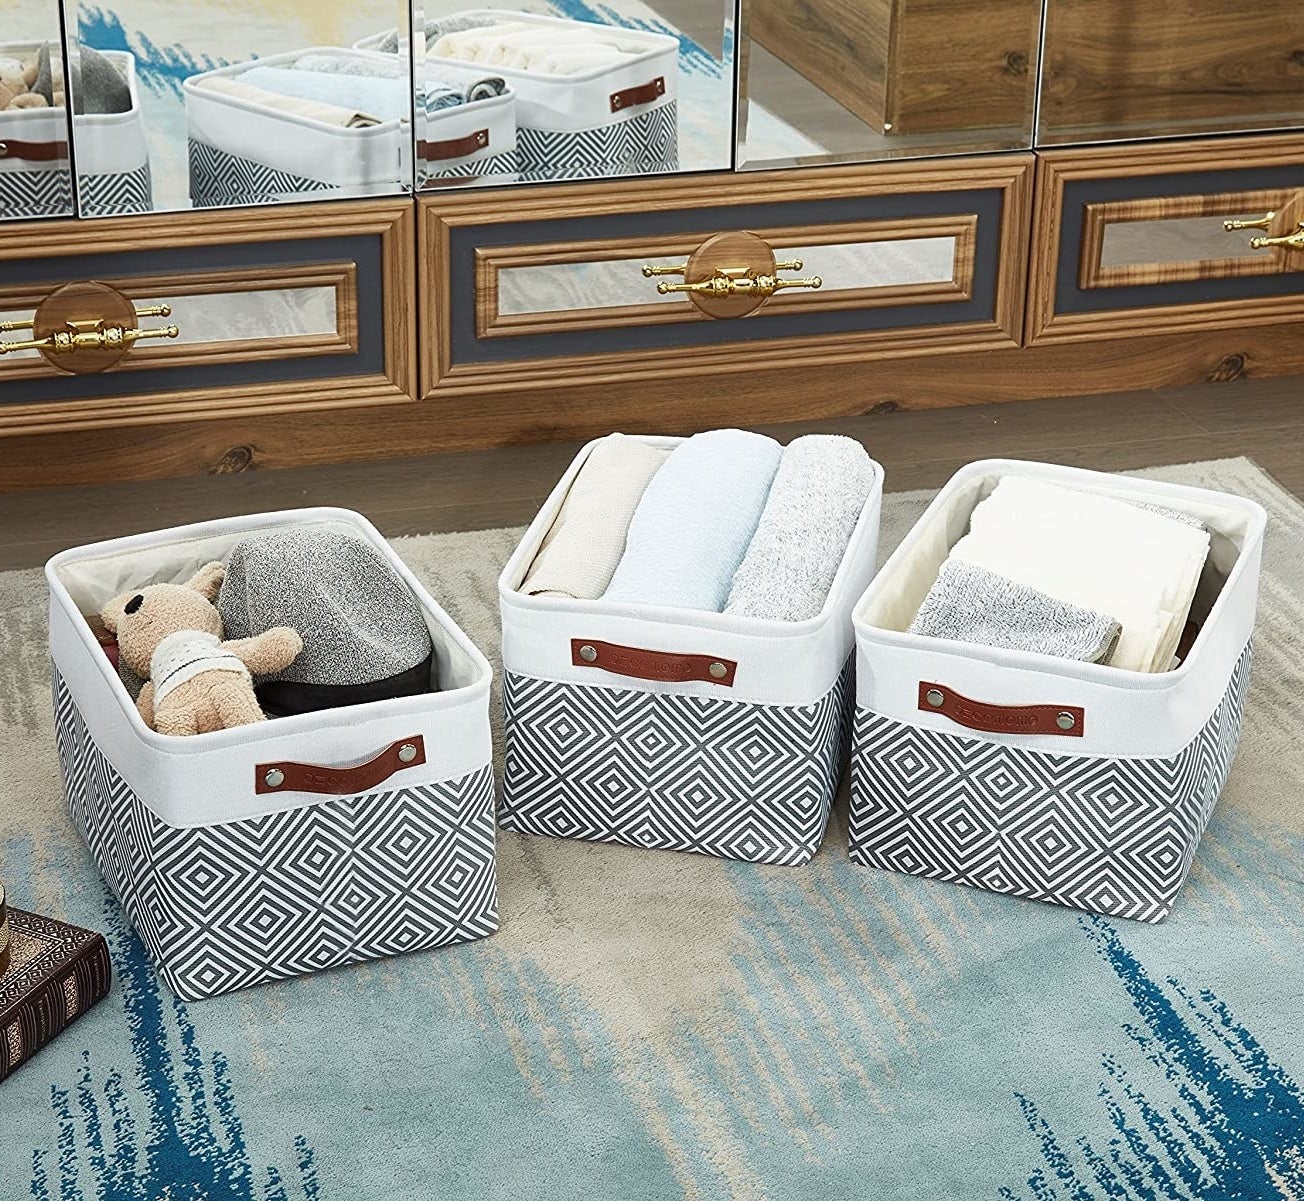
571, 639, 736, 687
917, 682, 1084, 738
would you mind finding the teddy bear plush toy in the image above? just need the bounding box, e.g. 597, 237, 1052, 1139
101, 562, 302, 736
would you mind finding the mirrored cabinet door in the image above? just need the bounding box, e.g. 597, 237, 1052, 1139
0, 0, 75, 219
59, 0, 413, 215
737, 0, 1042, 169
1040, 0, 1304, 145
407, 1, 736, 189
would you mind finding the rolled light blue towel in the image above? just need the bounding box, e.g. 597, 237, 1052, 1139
603, 429, 782, 611
239, 67, 408, 123
725, 434, 877, 621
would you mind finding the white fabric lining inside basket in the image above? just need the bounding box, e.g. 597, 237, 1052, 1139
861, 468, 1256, 652
53, 516, 482, 696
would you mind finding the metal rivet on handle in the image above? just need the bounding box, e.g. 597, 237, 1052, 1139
925, 688, 944, 708
709, 662, 728, 680
579, 644, 598, 662
398, 743, 418, 764
263, 768, 285, 788
1056, 712, 1076, 731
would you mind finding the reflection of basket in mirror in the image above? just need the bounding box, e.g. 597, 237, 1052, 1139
0, 45, 151, 219
183, 48, 412, 208
362, 10, 680, 182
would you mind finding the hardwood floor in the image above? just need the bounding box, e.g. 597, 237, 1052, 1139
1, 375, 1300, 571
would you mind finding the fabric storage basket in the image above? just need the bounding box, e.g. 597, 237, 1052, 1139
498, 435, 883, 866
0, 46, 150, 218
184, 48, 406, 206
416, 85, 518, 184
74, 50, 152, 216
849, 459, 1265, 923
46, 507, 498, 1001
424, 10, 678, 179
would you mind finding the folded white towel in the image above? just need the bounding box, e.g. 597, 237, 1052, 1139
724, 435, 876, 621
197, 76, 379, 128
521, 434, 669, 600
603, 429, 782, 612
948, 477, 1210, 672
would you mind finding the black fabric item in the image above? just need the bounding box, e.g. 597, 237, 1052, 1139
256, 652, 434, 718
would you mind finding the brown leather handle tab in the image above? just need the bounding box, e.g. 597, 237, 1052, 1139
610, 76, 665, 113
0, 138, 70, 163
255, 735, 426, 796
918, 683, 1084, 738
571, 639, 736, 687
417, 128, 489, 162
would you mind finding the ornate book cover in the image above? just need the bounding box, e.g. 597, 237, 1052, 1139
0, 906, 112, 1082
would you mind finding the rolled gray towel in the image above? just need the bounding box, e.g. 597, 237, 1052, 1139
909, 559, 1122, 664
724, 435, 877, 621
34, 43, 55, 103
219, 525, 435, 714
293, 52, 408, 80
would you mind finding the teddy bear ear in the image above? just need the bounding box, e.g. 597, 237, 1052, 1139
185, 561, 225, 602
100, 591, 134, 633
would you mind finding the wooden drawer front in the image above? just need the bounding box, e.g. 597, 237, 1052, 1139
0, 200, 414, 436
419, 159, 1032, 398
1029, 136, 1304, 344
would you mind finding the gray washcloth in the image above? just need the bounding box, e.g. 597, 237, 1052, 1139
218, 526, 433, 687
909, 559, 1122, 663
293, 52, 408, 80
724, 435, 877, 621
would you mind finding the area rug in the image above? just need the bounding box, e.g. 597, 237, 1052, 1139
1, 457, 1302, 1200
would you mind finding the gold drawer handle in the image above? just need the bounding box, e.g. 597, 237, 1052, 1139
1249, 222, 1304, 252
0, 305, 178, 357
1223, 213, 1275, 233
643, 260, 821, 299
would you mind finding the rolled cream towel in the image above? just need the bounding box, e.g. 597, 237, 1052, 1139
237, 66, 408, 123
951, 476, 1210, 672
909, 559, 1122, 664
603, 429, 782, 612
521, 433, 669, 600
525, 44, 635, 75
725, 435, 877, 621
429, 23, 535, 62
197, 76, 380, 128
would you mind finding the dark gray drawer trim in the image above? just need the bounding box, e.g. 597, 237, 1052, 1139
0, 234, 384, 406
448, 188, 1004, 366
1056, 165, 1304, 316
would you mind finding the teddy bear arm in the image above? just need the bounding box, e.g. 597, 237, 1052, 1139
136, 680, 156, 727
224, 627, 303, 675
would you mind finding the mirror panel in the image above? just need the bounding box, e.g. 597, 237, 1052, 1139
737, 0, 1041, 169
478, 219, 975, 339
60, 0, 413, 215
0, 0, 75, 219
407, 1, 735, 189
1040, 0, 1304, 144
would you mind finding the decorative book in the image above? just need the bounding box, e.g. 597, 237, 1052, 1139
0, 903, 112, 1082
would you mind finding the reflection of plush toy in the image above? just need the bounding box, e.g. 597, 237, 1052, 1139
101, 563, 302, 736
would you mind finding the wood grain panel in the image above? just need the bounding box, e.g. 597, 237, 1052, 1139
1041, 0, 1304, 142
1028, 134, 1304, 344
7, 317, 1303, 491
745, 0, 1038, 136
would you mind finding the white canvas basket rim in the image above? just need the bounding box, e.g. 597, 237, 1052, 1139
852, 457, 1267, 694
423, 9, 679, 86
499, 432, 885, 640
46, 506, 493, 758
183, 47, 411, 137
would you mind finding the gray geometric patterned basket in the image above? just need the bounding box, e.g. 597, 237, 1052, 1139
502, 656, 854, 866
849, 641, 1252, 923
54, 671, 499, 1000
517, 100, 677, 174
